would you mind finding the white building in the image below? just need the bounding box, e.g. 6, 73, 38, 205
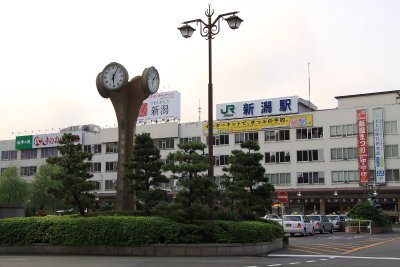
1, 90, 399, 218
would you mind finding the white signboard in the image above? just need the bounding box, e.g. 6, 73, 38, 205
373, 107, 385, 184
216, 96, 299, 120
138, 91, 181, 122
33, 131, 83, 148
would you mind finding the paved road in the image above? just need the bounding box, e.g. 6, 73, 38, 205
1, 229, 400, 267
267, 228, 400, 266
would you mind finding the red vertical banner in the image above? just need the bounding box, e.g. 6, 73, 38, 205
357, 109, 369, 184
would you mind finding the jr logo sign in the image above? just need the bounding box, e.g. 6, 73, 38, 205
220, 104, 235, 117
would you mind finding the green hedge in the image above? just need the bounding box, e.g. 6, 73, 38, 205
0, 216, 283, 246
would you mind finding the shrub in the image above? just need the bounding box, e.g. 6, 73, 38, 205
348, 203, 391, 227
0, 216, 284, 245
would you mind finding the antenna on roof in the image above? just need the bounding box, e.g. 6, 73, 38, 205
308, 62, 311, 112
198, 99, 201, 122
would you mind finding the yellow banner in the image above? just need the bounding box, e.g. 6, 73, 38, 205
203, 114, 313, 134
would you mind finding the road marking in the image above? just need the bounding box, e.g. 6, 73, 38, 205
303, 245, 346, 253
267, 264, 282, 267
289, 262, 301, 265
305, 260, 316, 262
287, 247, 323, 255
269, 254, 400, 260
319, 258, 328, 260
343, 238, 399, 254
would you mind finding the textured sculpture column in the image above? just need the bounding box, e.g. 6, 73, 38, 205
96, 63, 159, 210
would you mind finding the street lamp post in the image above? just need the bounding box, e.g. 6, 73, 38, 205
178, 4, 243, 178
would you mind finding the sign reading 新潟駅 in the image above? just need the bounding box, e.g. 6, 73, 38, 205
138, 91, 181, 122
203, 114, 312, 134
373, 107, 385, 184
216, 96, 299, 120
15, 131, 83, 150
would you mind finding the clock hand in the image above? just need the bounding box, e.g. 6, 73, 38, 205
112, 67, 119, 84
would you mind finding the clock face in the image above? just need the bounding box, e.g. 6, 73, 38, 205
143, 66, 160, 94
101, 62, 128, 91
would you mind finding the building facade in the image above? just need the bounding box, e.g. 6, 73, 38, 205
1, 90, 399, 219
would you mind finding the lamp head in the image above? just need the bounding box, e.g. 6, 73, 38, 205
178, 24, 196, 38
226, 14, 243, 30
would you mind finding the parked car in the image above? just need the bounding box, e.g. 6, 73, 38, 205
262, 214, 282, 224
282, 215, 314, 236
326, 215, 346, 231
306, 214, 334, 234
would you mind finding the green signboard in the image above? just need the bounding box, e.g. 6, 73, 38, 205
15, 135, 33, 150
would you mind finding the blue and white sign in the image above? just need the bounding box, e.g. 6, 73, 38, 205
216, 96, 299, 120
373, 107, 385, 184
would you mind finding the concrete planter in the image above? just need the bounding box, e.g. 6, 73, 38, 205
0, 239, 283, 257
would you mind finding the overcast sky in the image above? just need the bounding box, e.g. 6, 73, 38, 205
1, 0, 400, 140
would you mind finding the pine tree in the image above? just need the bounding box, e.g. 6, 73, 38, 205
125, 133, 168, 213
46, 133, 95, 216
222, 140, 274, 218
162, 141, 216, 222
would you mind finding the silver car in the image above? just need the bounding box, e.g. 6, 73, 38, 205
283, 215, 315, 236
326, 215, 345, 231
307, 215, 334, 234
262, 214, 282, 224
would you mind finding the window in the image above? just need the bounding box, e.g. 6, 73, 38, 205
296, 127, 323, 140
84, 144, 102, 154
264, 129, 290, 142
386, 169, 400, 182
41, 147, 58, 158
297, 172, 324, 184
89, 162, 102, 173
330, 124, 358, 137
342, 124, 358, 137
105, 161, 118, 172
385, 145, 399, 158
20, 166, 37, 176
213, 134, 229, 146
384, 120, 397, 134
105, 180, 116, 190
330, 125, 343, 137
105, 142, 118, 153
234, 132, 258, 144
215, 176, 223, 189
266, 173, 291, 185
296, 149, 324, 162
214, 155, 229, 166
368, 170, 375, 181
331, 147, 357, 160
94, 181, 101, 190
331, 170, 359, 183
265, 151, 290, 163
1, 150, 17, 161
20, 149, 37, 159
154, 138, 175, 150
180, 136, 201, 144
368, 146, 374, 159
